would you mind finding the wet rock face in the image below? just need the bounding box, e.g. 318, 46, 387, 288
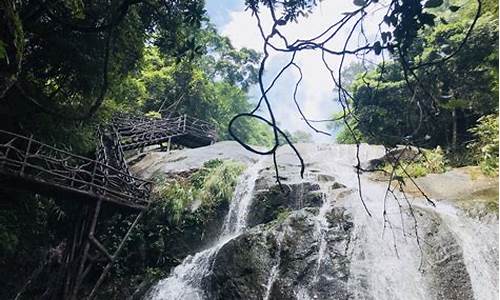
271, 208, 354, 300
145, 143, 499, 300
246, 181, 323, 228
205, 228, 276, 300
418, 209, 475, 300
208, 206, 355, 300
361, 147, 419, 172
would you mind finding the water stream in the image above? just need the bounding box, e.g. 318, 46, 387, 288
263, 230, 284, 300
146, 159, 265, 300
313, 192, 333, 280
146, 144, 498, 300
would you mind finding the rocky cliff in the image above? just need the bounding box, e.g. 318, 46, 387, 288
135, 142, 498, 300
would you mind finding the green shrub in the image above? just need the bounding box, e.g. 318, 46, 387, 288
200, 160, 245, 206
421, 146, 446, 174
190, 159, 223, 189
468, 114, 499, 176
151, 159, 245, 223
154, 181, 195, 222
402, 163, 429, 178
383, 146, 447, 178
144, 111, 162, 119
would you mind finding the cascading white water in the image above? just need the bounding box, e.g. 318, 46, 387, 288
277, 144, 498, 300
145, 143, 498, 300
146, 159, 265, 300
311, 145, 437, 299
435, 203, 499, 300
222, 160, 264, 235
263, 230, 284, 300
313, 192, 333, 280
344, 181, 433, 300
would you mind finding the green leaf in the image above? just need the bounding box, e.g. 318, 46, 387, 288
424, 0, 443, 8
353, 0, 367, 7
449, 5, 461, 12
276, 19, 287, 26
0, 40, 7, 61
373, 41, 382, 55
420, 13, 436, 27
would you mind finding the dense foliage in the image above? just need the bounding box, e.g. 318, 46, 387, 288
0, 1, 266, 298
0, 0, 498, 298
108, 25, 273, 146
468, 114, 499, 175
0, 0, 271, 154
334, 1, 498, 174
94, 159, 244, 298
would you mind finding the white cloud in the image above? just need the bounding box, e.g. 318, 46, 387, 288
221, 1, 383, 142
221, 9, 268, 51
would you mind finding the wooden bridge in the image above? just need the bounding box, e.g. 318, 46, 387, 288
0, 113, 217, 299
112, 113, 217, 150
0, 130, 152, 209
0, 114, 217, 209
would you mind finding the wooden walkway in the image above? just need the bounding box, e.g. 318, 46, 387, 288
0, 113, 217, 209
113, 113, 217, 150
0, 130, 152, 209
0, 113, 217, 299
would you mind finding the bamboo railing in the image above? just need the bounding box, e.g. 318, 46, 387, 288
0, 130, 152, 209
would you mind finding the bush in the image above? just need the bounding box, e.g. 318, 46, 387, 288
383, 146, 447, 178
94, 159, 246, 298
152, 159, 244, 222
468, 114, 499, 176
199, 160, 245, 206
421, 146, 447, 174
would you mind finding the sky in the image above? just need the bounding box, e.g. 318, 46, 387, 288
205, 0, 382, 142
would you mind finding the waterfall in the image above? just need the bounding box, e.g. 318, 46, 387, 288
342, 173, 498, 300
263, 229, 285, 300
221, 159, 264, 235
314, 192, 333, 279
344, 182, 433, 300
145, 144, 498, 300
435, 203, 499, 300
146, 159, 265, 300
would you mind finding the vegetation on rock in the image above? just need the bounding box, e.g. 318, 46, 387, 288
467, 114, 499, 176
94, 159, 245, 298
382, 147, 447, 178
333, 0, 498, 175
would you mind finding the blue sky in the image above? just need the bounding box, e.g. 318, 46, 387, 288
204, 1, 382, 142
205, 0, 244, 28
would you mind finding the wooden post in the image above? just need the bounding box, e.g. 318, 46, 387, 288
71, 199, 102, 300
20, 135, 33, 176
1, 139, 10, 170
88, 209, 146, 299
63, 214, 83, 299
90, 160, 98, 193
71, 170, 76, 187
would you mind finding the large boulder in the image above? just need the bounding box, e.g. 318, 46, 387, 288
207, 204, 354, 300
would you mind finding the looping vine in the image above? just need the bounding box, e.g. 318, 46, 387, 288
228, 113, 304, 186
230, 0, 482, 215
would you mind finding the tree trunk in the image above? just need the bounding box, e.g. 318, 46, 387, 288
0, 0, 24, 98
451, 109, 458, 150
